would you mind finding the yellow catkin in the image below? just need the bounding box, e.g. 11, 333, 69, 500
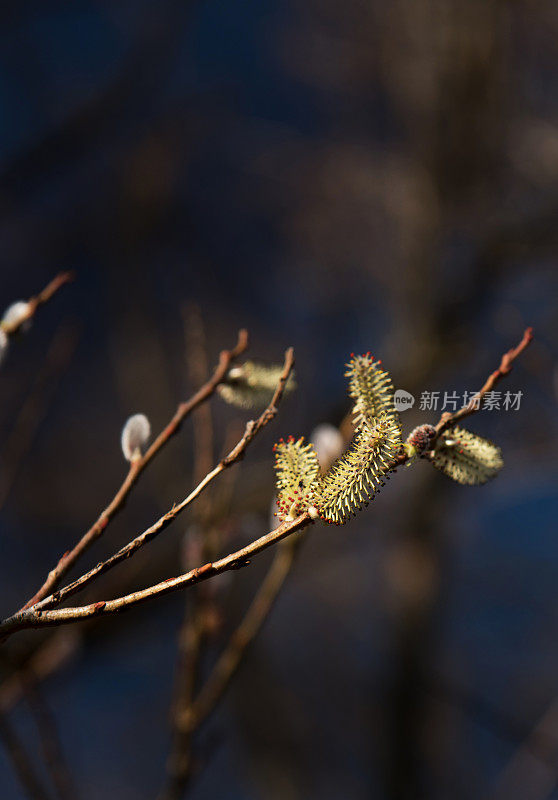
345, 353, 399, 428
272, 353, 404, 526
273, 436, 320, 521
431, 426, 503, 485
314, 412, 402, 524
218, 361, 296, 409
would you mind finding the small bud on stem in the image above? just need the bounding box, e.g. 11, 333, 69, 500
121, 413, 151, 462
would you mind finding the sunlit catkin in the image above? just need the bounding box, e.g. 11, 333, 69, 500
273, 436, 320, 521
430, 425, 503, 485
345, 353, 398, 428
314, 412, 402, 524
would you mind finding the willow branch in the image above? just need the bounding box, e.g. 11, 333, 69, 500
160, 535, 301, 800
168, 421, 347, 776
434, 326, 534, 434
0, 510, 310, 636
391, 327, 533, 467
160, 309, 217, 799
162, 423, 345, 797
4, 331, 531, 638
1, 271, 74, 336
0, 348, 297, 637
18, 329, 249, 611
20, 347, 294, 618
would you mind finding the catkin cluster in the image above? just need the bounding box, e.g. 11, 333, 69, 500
273, 353, 504, 525
274, 354, 403, 525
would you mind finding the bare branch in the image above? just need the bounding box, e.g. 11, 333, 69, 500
18, 329, 249, 611
1, 332, 532, 640
1, 272, 74, 336
0, 347, 297, 637
391, 328, 534, 467
26, 347, 293, 616
434, 326, 534, 434
160, 308, 218, 799
162, 420, 345, 796
0, 510, 309, 636
160, 537, 301, 800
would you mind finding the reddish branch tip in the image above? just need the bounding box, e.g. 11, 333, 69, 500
501, 327, 533, 373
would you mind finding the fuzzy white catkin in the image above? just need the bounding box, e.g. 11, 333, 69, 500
121, 413, 151, 461
0, 328, 8, 365
1, 301, 31, 330
310, 423, 344, 471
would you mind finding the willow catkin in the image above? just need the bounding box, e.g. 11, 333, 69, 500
121, 414, 151, 462
272, 353, 403, 525
218, 361, 296, 409
430, 425, 503, 485
273, 436, 320, 521
345, 353, 399, 428
313, 412, 402, 524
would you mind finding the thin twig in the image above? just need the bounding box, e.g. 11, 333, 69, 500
391, 327, 534, 467
160, 536, 301, 800
166, 420, 347, 790
161, 633, 199, 800
163, 338, 253, 798
0, 348, 297, 637
0, 510, 309, 635
21, 347, 293, 616
1, 331, 531, 638
1, 272, 74, 336
434, 326, 534, 434
18, 329, 248, 611
161, 307, 217, 799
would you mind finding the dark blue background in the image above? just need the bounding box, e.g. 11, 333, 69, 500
0, 2, 557, 799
